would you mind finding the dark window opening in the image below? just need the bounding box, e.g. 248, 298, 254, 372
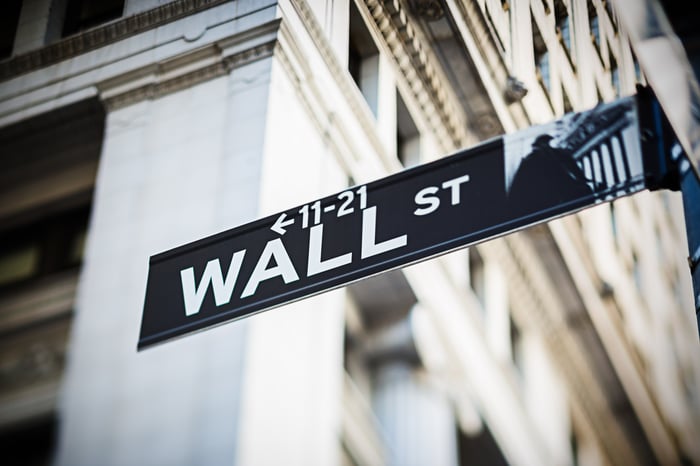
554, 0, 575, 68
469, 247, 486, 313
532, 14, 549, 88
604, 0, 617, 33
610, 203, 618, 240
457, 419, 509, 466
396, 91, 420, 167
609, 53, 620, 95
0, 415, 58, 466
631, 51, 644, 84
0, 0, 23, 59
587, 1, 604, 63
563, 86, 574, 113
570, 427, 580, 466
596, 86, 604, 103
605, 0, 613, 16
0, 205, 90, 291
510, 313, 523, 375
632, 251, 642, 292
62, 0, 124, 37
540, 0, 551, 15
348, 0, 379, 112
0, 98, 103, 294
532, 12, 554, 111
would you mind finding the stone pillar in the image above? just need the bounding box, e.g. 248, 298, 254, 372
234, 46, 348, 466
55, 56, 273, 466
367, 312, 459, 466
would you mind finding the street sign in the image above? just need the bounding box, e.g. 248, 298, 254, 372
138, 95, 655, 350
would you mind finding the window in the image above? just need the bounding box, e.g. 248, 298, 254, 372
587, 1, 603, 63
0, 206, 90, 291
0, 245, 39, 287
457, 420, 509, 465
609, 53, 620, 95
631, 251, 642, 292
0, 416, 58, 466
563, 86, 574, 113
469, 247, 486, 313
396, 91, 420, 167
510, 313, 523, 375
348, 1, 380, 115
632, 52, 644, 85
539, 0, 551, 15
0, 0, 23, 59
604, 0, 615, 23
62, 0, 125, 37
554, 0, 574, 67
535, 50, 550, 91
570, 428, 580, 466
532, 15, 550, 92
609, 203, 618, 242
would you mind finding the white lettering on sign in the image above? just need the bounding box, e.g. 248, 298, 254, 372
180, 250, 246, 316
413, 186, 440, 216
241, 238, 299, 298
179, 184, 411, 316
271, 213, 294, 235
442, 174, 471, 205
361, 206, 407, 259
307, 224, 352, 276
413, 173, 470, 216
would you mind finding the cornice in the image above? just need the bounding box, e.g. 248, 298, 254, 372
288, 0, 471, 153
365, 0, 470, 150
100, 38, 276, 111
446, 0, 530, 131
0, 0, 231, 82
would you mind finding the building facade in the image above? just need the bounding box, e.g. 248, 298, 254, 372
0, 0, 698, 465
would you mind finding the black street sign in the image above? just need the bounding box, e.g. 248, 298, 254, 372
138, 95, 657, 350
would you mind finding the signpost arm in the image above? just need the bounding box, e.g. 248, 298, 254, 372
641, 85, 700, 339
679, 157, 700, 339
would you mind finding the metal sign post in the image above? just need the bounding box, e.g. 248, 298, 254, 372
639, 85, 700, 338
680, 160, 700, 337
137, 93, 681, 350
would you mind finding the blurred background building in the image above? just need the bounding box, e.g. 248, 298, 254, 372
0, 0, 699, 465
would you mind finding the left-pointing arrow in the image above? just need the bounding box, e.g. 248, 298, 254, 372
271, 213, 295, 235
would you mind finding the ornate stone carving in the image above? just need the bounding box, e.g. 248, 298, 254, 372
0, 0, 231, 82
367, 0, 470, 148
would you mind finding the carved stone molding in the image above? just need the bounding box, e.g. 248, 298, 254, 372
446, 0, 531, 131
365, 0, 470, 149
101, 39, 276, 111
0, 0, 231, 82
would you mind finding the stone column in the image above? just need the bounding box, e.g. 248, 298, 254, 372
367, 312, 459, 466
55, 48, 275, 466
